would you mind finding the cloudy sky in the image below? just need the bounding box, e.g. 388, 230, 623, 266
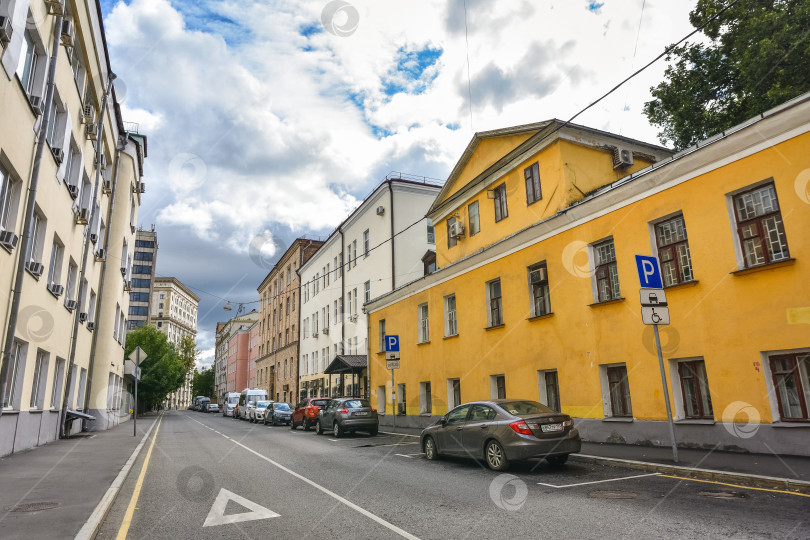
98, 0, 697, 367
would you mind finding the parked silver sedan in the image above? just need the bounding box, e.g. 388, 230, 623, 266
420, 399, 581, 471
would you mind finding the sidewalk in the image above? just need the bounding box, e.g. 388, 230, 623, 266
380, 426, 810, 493
0, 414, 157, 540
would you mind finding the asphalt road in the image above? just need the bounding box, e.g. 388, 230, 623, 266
97, 410, 809, 539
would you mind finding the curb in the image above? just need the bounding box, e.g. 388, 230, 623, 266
74, 415, 160, 540
571, 453, 810, 495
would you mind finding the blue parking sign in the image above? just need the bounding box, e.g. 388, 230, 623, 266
635, 255, 663, 289
385, 335, 400, 352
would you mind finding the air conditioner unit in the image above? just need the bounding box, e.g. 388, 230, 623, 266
449, 220, 465, 239
29, 95, 44, 116
0, 16, 13, 46
138, 182, 145, 193
89, 233, 98, 244
130, 225, 135, 234
0, 230, 19, 251
25, 261, 45, 277
67, 184, 79, 199
79, 312, 88, 323
81, 105, 96, 125
376, 206, 385, 216
47, 283, 64, 297
94, 249, 105, 261
86, 322, 95, 331
64, 299, 77, 311
349, 314, 358, 322
102, 180, 112, 194
51, 147, 65, 164
75, 208, 89, 224
124, 280, 132, 291
45, 0, 65, 16
120, 267, 127, 276
85, 124, 99, 140
60, 19, 73, 47
612, 147, 634, 169
530, 267, 547, 283
322, 327, 329, 335
95, 153, 107, 169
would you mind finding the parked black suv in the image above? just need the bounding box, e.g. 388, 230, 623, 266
315, 397, 378, 437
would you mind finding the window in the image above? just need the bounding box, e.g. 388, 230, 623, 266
528, 262, 550, 317
733, 182, 790, 267
352, 288, 358, 316
593, 238, 620, 302
418, 303, 429, 343
420, 382, 432, 414
397, 383, 406, 415
524, 162, 542, 205
769, 353, 809, 421
50, 358, 66, 409
77, 368, 87, 408
286, 297, 290, 315
29, 350, 48, 409
426, 219, 435, 243
378, 319, 386, 352
338, 253, 343, 277
444, 294, 457, 336
446, 216, 458, 248
468, 201, 480, 236
605, 365, 632, 417
129, 306, 148, 317
363, 229, 370, 256
17, 30, 43, 96
132, 278, 151, 289
446, 404, 469, 424
677, 359, 714, 419
65, 260, 78, 301
491, 375, 506, 399
364, 281, 371, 303
447, 378, 461, 409
313, 312, 319, 335
70, 46, 86, 95
134, 251, 153, 261
47, 237, 64, 287
314, 273, 319, 294
538, 370, 560, 412
486, 279, 503, 327
29, 211, 45, 264
2, 341, 24, 408
493, 183, 508, 222
1, 165, 21, 234
132, 265, 151, 275
325, 263, 330, 286
655, 215, 693, 286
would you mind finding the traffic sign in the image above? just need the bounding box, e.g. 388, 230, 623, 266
635, 255, 663, 289
385, 350, 400, 361
641, 306, 670, 325
385, 335, 400, 352
386, 359, 400, 370
640, 288, 667, 307
128, 346, 147, 363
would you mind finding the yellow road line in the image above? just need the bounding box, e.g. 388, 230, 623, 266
116, 414, 164, 539
658, 474, 810, 498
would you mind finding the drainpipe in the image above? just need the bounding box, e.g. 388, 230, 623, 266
59, 71, 117, 438
0, 14, 64, 418
83, 140, 125, 415
387, 181, 395, 289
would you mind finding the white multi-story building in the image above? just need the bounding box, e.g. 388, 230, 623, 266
151, 277, 199, 409
0, 1, 147, 454
298, 176, 442, 400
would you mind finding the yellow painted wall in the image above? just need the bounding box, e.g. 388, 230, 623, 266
370, 132, 810, 426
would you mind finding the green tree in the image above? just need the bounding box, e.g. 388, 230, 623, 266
177, 335, 198, 379
124, 325, 186, 412
644, 0, 810, 149
192, 368, 215, 399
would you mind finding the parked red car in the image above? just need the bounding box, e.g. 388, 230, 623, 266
291, 397, 331, 431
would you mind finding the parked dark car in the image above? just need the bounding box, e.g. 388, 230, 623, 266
291, 397, 331, 431
420, 399, 581, 471
315, 397, 378, 437
264, 402, 293, 425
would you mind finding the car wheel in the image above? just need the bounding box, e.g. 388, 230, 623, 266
302, 419, 310, 431
547, 454, 569, 466
290, 420, 296, 430
424, 436, 438, 460
333, 422, 342, 438
316, 420, 324, 435
369, 428, 378, 436
485, 440, 509, 471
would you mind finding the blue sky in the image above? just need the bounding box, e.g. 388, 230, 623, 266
98, 0, 697, 365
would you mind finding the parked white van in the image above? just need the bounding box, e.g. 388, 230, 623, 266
238, 389, 268, 420
221, 392, 240, 417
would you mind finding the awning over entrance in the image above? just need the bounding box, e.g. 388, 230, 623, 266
323, 355, 367, 375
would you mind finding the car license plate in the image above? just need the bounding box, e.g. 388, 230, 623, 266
541, 423, 563, 433
354, 412, 368, 416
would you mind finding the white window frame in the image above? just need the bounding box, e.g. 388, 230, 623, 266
528, 262, 550, 317
47, 236, 64, 287
364, 280, 370, 303
1, 164, 22, 233
417, 303, 429, 343
446, 378, 461, 409
419, 381, 432, 414
29, 349, 49, 409
444, 294, 457, 337
2, 340, 26, 409
363, 229, 370, 256
589, 237, 621, 303
50, 357, 66, 410
537, 369, 560, 412
667, 356, 714, 421
485, 278, 503, 327
489, 374, 506, 399
599, 363, 633, 418
726, 180, 790, 270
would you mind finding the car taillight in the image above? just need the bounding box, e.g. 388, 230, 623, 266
509, 421, 533, 435
371, 408, 377, 413
563, 419, 573, 427
339, 408, 348, 414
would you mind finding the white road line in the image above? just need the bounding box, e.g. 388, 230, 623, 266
537, 472, 660, 488
187, 417, 420, 540
380, 431, 420, 438
394, 454, 414, 458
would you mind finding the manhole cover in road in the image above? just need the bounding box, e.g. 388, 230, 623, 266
9, 501, 61, 512
588, 490, 637, 499
698, 490, 748, 499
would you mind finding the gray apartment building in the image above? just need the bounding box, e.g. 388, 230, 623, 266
127, 227, 158, 331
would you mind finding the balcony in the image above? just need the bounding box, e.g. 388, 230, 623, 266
124, 360, 141, 381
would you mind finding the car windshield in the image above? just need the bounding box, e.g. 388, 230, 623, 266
228, 397, 238, 404
274, 403, 291, 410
499, 400, 555, 416
256, 401, 272, 408
344, 399, 370, 408
247, 395, 264, 404
312, 400, 330, 407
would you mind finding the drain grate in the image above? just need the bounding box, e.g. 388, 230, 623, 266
9, 501, 61, 512
588, 490, 637, 499
698, 490, 747, 499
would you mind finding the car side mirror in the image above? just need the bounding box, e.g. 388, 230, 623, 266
440, 418, 447, 426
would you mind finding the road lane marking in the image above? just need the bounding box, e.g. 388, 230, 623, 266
187, 417, 419, 539
538, 472, 660, 488
203, 488, 280, 527
116, 415, 164, 539
658, 474, 810, 498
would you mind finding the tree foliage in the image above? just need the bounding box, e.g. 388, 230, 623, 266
124, 325, 189, 412
644, 0, 810, 149
192, 368, 215, 399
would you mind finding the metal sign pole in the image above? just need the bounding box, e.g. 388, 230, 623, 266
391, 369, 395, 431
653, 324, 678, 463
134, 348, 140, 437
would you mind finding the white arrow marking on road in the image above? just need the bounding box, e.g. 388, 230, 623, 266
203, 488, 280, 527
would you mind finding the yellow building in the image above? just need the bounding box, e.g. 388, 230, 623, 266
367, 95, 810, 456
